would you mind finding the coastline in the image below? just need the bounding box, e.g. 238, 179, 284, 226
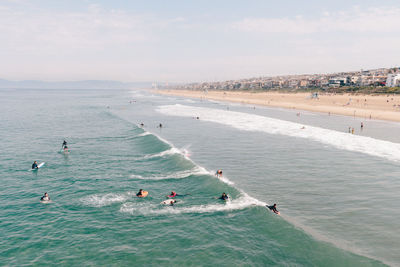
156, 89, 400, 122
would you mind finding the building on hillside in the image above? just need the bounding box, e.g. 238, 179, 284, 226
386, 74, 400, 87
328, 77, 348, 87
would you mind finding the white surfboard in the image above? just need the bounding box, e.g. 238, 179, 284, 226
161, 199, 177, 205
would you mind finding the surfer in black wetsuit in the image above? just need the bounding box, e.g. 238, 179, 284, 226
136, 189, 144, 197
62, 140, 67, 149
32, 161, 38, 169
267, 203, 279, 214
218, 193, 229, 201
40, 192, 50, 201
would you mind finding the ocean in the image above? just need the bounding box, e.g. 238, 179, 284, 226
1, 88, 399, 266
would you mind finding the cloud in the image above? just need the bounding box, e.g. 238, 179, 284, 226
232, 6, 400, 34
0, 4, 187, 54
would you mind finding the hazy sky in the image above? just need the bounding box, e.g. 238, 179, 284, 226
1, 0, 399, 82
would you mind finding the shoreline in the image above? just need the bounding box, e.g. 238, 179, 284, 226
155, 89, 400, 123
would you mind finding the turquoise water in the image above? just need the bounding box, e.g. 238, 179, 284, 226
1, 89, 399, 266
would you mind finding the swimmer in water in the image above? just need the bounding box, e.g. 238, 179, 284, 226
167, 191, 178, 198
167, 200, 177, 206
136, 189, 144, 197
166, 191, 189, 198
32, 161, 38, 169
215, 170, 223, 177
218, 193, 229, 201
267, 203, 279, 214
40, 192, 50, 201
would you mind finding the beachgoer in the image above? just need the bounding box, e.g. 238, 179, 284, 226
361, 122, 364, 129
348, 127, 351, 133
32, 161, 38, 169
267, 203, 279, 214
40, 192, 50, 201
218, 193, 229, 201
352, 128, 355, 134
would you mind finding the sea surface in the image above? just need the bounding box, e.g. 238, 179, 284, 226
1, 89, 400, 266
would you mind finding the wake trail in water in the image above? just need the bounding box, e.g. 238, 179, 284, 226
130, 166, 209, 180
157, 104, 400, 163
119, 193, 266, 216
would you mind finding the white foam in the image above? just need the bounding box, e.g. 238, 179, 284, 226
119, 194, 265, 216
81, 193, 132, 207
136, 131, 151, 137
130, 166, 209, 180
142, 147, 182, 159
157, 104, 400, 163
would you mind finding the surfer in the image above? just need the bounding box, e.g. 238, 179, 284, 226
267, 204, 279, 214
166, 191, 189, 198
167, 200, 177, 206
136, 189, 145, 197
158, 123, 163, 128
32, 161, 38, 169
218, 193, 229, 201
62, 140, 67, 149
40, 192, 50, 201
215, 170, 223, 177
167, 191, 178, 198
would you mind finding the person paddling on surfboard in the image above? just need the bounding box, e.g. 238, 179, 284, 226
218, 193, 229, 201
166, 191, 190, 198
136, 189, 148, 198
40, 192, 50, 201
136, 189, 144, 197
267, 203, 280, 214
32, 161, 38, 169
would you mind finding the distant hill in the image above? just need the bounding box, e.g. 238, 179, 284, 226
0, 79, 152, 89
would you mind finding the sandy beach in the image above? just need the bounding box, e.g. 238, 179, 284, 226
156, 90, 400, 122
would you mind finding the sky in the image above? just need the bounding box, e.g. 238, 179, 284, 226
0, 0, 400, 83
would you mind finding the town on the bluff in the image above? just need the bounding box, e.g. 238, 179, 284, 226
169, 67, 400, 92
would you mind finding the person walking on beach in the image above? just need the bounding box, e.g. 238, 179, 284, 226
361, 122, 364, 130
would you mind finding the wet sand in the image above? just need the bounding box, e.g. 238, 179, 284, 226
156, 90, 400, 122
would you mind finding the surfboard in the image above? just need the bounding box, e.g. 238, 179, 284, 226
30, 162, 45, 171
161, 199, 176, 205
137, 191, 148, 198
